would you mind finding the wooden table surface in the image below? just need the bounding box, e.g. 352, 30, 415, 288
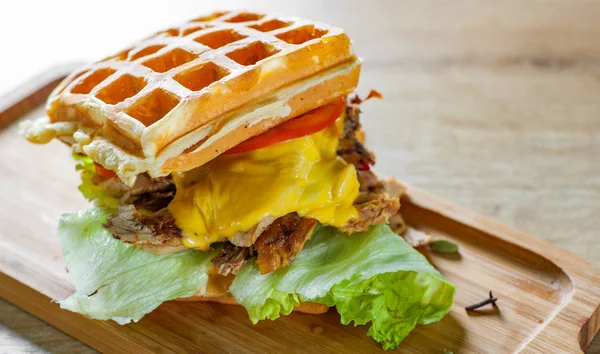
1, 1, 599, 352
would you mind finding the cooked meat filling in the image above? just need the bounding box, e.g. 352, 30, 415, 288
254, 213, 317, 275
355, 169, 385, 203
96, 173, 175, 210
211, 243, 251, 276
229, 216, 276, 248
337, 99, 400, 229
99, 97, 402, 273
339, 194, 400, 234
104, 205, 185, 255
337, 103, 375, 167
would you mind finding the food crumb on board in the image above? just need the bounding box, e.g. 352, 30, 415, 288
311, 325, 325, 335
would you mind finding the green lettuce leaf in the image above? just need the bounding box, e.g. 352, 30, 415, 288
57, 208, 214, 324
56, 206, 454, 348
72, 153, 120, 208
230, 224, 454, 350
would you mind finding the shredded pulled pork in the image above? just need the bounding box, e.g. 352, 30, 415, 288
355, 169, 386, 203
337, 103, 375, 166
133, 190, 176, 212
211, 243, 251, 276
254, 213, 317, 275
403, 228, 432, 247
95, 173, 174, 207
211, 213, 316, 276
337, 96, 401, 233
229, 216, 276, 247
340, 195, 400, 234
104, 205, 185, 255
381, 178, 408, 235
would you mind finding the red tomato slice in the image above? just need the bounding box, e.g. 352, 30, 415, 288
94, 162, 116, 178
225, 97, 345, 155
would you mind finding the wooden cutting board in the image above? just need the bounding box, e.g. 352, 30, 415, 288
1, 66, 599, 354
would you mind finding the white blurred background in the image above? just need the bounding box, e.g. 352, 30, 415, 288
0, 0, 367, 95
1, 0, 597, 95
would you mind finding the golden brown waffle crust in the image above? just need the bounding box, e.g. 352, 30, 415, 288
24, 11, 361, 185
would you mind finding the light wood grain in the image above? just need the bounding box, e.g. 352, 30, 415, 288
1, 97, 599, 353
1, 0, 600, 352
0, 298, 95, 354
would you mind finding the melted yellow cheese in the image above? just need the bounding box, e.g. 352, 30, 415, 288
168, 116, 359, 250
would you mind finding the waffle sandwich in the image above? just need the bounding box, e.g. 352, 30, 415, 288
24, 11, 360, 186
21, 11, 453, 350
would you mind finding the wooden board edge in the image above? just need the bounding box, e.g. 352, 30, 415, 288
0, 62, 82, 129
2, 65, 599, 352
581, 306, 600, 351
401, 184, 600, 352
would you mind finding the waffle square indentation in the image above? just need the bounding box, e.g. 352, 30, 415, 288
276, 25, 329, 45
142, 48, 198, 73
125, 89, 180, 126
71, 68, 117, 95
249, 19, 291, 32
95, 74, 147, 104
174, 62, 230, 92
226, 42, 280, 66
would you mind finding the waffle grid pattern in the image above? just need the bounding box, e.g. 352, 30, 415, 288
40, 11, 359, 184
50, 11, 344, 144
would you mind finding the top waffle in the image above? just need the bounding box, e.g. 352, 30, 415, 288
23, 11, 361, 185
